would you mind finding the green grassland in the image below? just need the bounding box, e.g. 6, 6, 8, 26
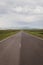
24, 29, 43, 39
0, 29, 43, 41
0, 30, 20, 41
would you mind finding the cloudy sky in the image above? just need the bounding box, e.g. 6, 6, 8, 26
0, 0, 43, 29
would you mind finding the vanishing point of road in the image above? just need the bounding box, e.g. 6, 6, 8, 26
0, 31, 43, 65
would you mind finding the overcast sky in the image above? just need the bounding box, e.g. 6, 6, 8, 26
0, 0, 43, 29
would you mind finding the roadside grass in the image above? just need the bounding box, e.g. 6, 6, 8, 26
0, 30, 20, 41
24, 29, 43, 39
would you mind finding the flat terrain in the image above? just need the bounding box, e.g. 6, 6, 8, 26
0, 31, 43, 65
0, 32, 22, 65
24, 29, 43, 38
0, 30, 20, 40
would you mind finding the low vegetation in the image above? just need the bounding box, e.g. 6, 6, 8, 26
24, 29, 43, 39
0, 29, 43, 41
0, 30, 20, 41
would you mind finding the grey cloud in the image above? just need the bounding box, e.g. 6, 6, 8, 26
0, 8, 8, 15
16, 21, 29, 25
0, 0, 43, 16
13, 21, 43, 29
0, 0, 43, 29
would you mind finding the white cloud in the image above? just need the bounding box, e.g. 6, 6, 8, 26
0, 0, 43, 29
33, 6, 43, 14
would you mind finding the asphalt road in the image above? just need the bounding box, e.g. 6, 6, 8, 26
0, 31, 43, 65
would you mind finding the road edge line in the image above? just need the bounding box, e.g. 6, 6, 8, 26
0, 32, 20, 42
24, 32, 43, 41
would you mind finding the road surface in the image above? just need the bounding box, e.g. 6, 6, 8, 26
0, 31, 43, 65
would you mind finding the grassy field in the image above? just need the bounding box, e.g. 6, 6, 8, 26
24, 29, 43, 39
0, 29, 43, 41
0, 30, 20, 41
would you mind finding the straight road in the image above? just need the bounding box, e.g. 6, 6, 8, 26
0, 32, 22, 65
20, 32, 43, 65
0, 31, 43, 65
